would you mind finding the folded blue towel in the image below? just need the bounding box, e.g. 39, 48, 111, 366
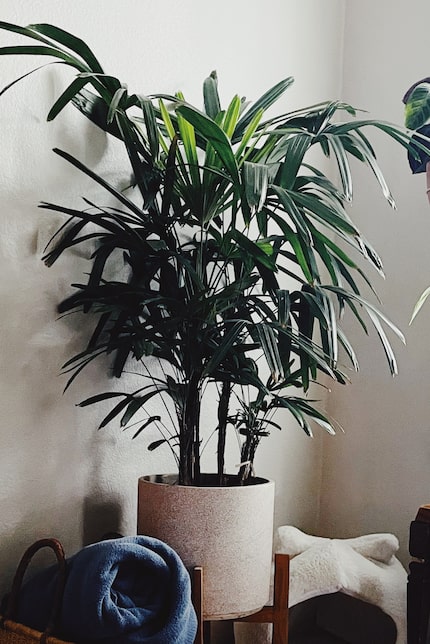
16, 536, 197, 644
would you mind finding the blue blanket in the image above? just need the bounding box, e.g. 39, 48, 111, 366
16, 536, 197, 644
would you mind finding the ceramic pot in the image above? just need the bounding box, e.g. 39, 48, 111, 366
137, 473, 275, 620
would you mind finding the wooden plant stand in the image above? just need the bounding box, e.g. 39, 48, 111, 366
408, 504, 430, 643
192, 553, 289, 644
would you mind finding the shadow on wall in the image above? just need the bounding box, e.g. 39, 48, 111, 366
82, 496, 124, 545
0, 495, 123, 600
0, 497, 83, 600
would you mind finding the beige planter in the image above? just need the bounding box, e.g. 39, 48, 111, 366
137, 473, 275, 620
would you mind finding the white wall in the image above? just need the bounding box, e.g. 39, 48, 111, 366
319, 0, 430, 565
0, 0, 345, 592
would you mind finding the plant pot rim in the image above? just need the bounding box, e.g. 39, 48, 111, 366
139, 473, 274, 489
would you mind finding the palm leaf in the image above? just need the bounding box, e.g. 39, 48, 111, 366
27, 23, 104, 72
234, 77, 294, 141
203, 71, 221, 119
323, 134, 353, 201
175, 104, 239, 183
107, 87, 128, 123
222, 94, 241, 139
51, 148, 147, 218
47, 76, 91, 121
410, 286, 430, 324
243, 162, 269, 217
0, 45, 87, 70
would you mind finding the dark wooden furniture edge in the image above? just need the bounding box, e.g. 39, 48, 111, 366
408, 504, 430, 643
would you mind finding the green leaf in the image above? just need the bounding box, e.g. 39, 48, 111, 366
270, 186, 312, 245
0, 21, 50, 40
301, 288, 338, 366
98, 396, 132, 428
51, 148, 147, 219
273, 397, 314, 436
71, 86, 122, 138
243, 162, 268, 216
27, 23, 104, 73
257, 323, 283, 381
161, 137, 178, 218
323, 285, 405, 343
345, 131, 396, 209
324, 134, 353, 201
203, 71, 221, 119
337, 327, 359, 371
0, 45, 87, 71
78, 391, 127, 407
159, 98, 176, 140
132, 416, 161, 439
175, 92, 200, 187
61, 348, 106, 391
107, 86, 127, 123
275, 132, 313, 189
148, 439, 167, 451
120, 396, 147, 427
203, 320, 246, 376
47, 76, 90, 121
269, 215, 314, 283
0, 62, 55, 99
175, 104, 239, 182
410, 285, 430, 323
234, 77, 294, 141
230, 229, 276, 270
277, 289, 291, 328
405, 83, 430, 130
366, 308, 398, 376
323, 285, 404, 376
235, 107, 264, 161
137, 95, 159, 159
222, 94, 241, 139
294, 191, 358, 236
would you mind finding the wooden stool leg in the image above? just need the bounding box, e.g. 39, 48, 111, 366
193, 554, 289, 644
234, 553, 290, 644
203, 621, 211, 643
272, 553, 289, 644
193, 566, 204, 644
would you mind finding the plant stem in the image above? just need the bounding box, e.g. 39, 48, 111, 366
216, 381, 231, 484
179, 370, 202, 485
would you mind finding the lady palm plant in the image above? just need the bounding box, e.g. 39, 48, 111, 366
0, 22, 418, 485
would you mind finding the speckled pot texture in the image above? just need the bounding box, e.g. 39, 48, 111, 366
137, 473, 275, 620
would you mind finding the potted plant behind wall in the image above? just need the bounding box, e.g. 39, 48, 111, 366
0, 22, 421, 620
402, 79, 430, 321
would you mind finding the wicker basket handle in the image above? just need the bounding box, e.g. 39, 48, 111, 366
2, 538, 67, 644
